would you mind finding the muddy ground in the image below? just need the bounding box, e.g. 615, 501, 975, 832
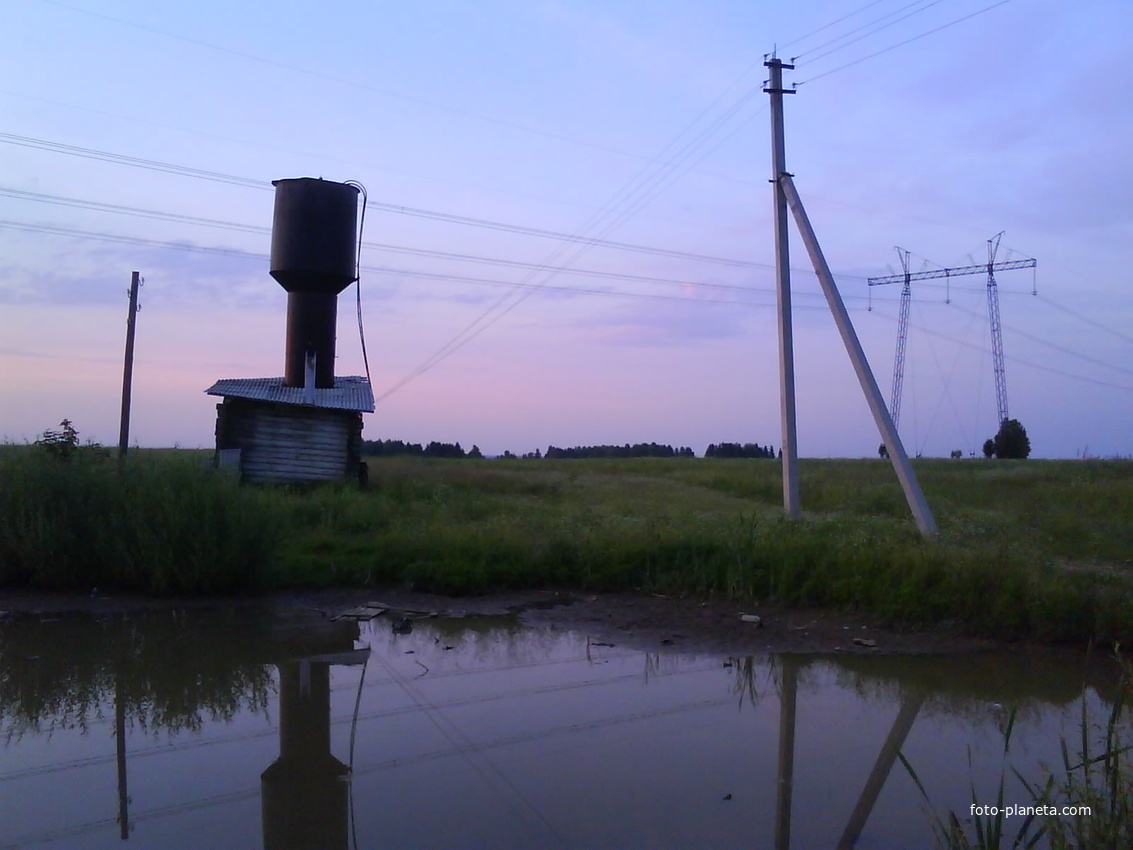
0, 587, 1004, 656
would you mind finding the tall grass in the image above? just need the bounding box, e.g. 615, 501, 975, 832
3, 450, 1131, 641
0, 446, 279, 593
269, 457, 1133, 642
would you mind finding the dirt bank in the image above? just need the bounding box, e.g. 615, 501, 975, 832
0, 587, 1003, 655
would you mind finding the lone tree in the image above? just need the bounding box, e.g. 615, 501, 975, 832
989, 418, 1031, 459
983, 439, 995, 458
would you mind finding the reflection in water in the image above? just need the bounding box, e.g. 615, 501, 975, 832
0, 609, 1125, 848
0, 609, 276, 739
261, 650, 368, 850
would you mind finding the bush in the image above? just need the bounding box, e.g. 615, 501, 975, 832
991, 419, 1032, 459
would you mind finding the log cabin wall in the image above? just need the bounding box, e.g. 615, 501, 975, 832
216, 398, 362, 483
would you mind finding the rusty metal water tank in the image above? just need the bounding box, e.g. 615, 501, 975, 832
270, 178, 360, 294
270, 178, 360, 388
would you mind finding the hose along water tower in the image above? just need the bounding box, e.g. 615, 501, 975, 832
206, 178, 374, 483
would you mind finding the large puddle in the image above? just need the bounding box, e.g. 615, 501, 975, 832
0, 606, 1123, 849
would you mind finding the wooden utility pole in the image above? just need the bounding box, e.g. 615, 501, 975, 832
118, 271, 141, 460
765, 57, 799, 518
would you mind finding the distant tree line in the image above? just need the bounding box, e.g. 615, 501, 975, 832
362, 439, 784, 460
544, 443, 695, 459
360, 439, 483, 459
705, 442, 776, 459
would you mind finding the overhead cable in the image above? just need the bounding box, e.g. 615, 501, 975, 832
870, 309, 1133, 393
795, 0, 947, 63
798, 0, 1017, 85
779, 0, 889, 51
0, 134, 765, 268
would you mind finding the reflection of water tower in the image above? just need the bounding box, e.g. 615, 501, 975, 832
261, 633, 370, 850
207, 178, 373, 483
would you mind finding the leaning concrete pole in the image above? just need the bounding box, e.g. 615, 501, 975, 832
765, 57, 800, 518
779, 174, 937, 536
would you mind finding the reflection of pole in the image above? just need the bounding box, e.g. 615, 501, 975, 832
115, 672, 129, 841
775, 656, 798, 850
836, 691, 925, 850
118, 271, 141, 461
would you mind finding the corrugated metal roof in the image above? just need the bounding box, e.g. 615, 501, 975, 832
205, 376, 374, 412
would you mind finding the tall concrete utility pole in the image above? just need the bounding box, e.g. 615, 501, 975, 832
765, 57, 799, 518
118, 271, 142, 460
765, 60, 936, 537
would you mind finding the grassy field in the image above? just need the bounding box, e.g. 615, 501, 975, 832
2, 447, 1130, 641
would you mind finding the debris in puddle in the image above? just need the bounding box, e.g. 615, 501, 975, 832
334, 602, 441, 622
392, 618, 414, 635
590, 641, 615, 647
722, 793, 733, 801
660, 638, 674, 646
443, 645, 455, 651
739, 614, 762, 626
334, 603, 388, 621
853, 638, 877, 648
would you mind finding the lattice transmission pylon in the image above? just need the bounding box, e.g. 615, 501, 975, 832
868, 235, 1036, 433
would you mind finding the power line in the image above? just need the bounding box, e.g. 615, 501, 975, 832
0, 132, 270, 188
0, 219, 797, 308
0, 214, 876, 307
870, 309, 1133, 393
1035, 294, 1133, 345
0, 186, 782, 289
0, 219, 262, 258
370, 87, 772, 403
798, 0, 1018, 85
0, 133, 767, 268
945, 302, 1133, 379
779, 0, 890, 51
365, 198, 766, 267
796, 0, 949, 63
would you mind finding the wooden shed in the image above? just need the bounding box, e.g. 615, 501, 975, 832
206, 376, 373, 484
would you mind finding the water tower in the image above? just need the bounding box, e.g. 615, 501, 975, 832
206, 178, 374, 483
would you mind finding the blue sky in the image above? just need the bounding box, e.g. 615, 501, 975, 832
2, 0, 1131, 458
